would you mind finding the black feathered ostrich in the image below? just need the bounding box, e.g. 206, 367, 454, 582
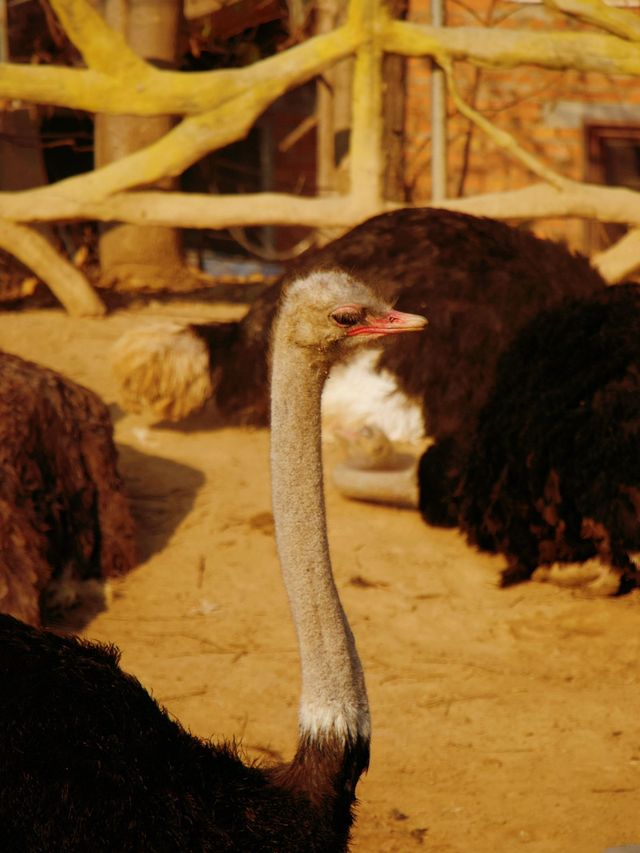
0, 271, 426, 852
339, 286, 640, 595
454, 283, 640, 595
112, 207, 606, 443
0, 351, 136, 627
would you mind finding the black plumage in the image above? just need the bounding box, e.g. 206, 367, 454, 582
190, 208, 606, 429
0, 614, 366, 853
455, 283, 640, 590
0, 351, 136, 625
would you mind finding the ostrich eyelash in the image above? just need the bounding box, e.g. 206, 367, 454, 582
331, 307, 365, 327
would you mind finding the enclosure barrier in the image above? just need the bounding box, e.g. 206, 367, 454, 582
0, 0, 638, 313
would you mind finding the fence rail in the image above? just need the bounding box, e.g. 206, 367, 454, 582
0, 0, 638, 312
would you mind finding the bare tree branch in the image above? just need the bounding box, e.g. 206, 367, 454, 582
0, 21, 358, 114
1, 0, 640, 303
542, 0, 640, 43
49, 0, 149, 75
1, 7, 640, 116
385, 19, 640, 75
592, 228, 640, 282
0, 60, 358, 218
1, 180, 637, 250
434, 182, 640, 232
0, 220, 105, 315
441, 56, 569, 190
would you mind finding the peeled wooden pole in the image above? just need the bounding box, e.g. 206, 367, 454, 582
94, 0, 183, 289
0, 220, 105, 316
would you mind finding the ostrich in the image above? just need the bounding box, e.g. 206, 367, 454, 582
453, 283, 640, 595
0, 271, 426, 852
111, 207, 605, 443
0, 350, 136, 627
331, 424, 419, 509
334, 286, 640, 595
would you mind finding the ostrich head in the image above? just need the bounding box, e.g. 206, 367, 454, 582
335, 424, 396, 470
110, 270, 426, 424
275, 271, 427, 361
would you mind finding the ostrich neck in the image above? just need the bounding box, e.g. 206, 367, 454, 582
270, 340, 370, 743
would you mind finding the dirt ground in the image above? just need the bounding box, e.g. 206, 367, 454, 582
1, 295, 640, 853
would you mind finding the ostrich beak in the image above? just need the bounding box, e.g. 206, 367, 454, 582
347, 309, 428, 338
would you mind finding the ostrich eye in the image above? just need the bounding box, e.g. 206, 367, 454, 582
331, 306, 365, 328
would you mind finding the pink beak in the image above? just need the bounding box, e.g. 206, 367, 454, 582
347, 308, 428, 337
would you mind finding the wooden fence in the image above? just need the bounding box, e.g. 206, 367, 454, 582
0, 0, 639, 313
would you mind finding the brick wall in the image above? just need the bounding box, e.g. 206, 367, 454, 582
259, 2, 640, 255
405, 0, 640, 250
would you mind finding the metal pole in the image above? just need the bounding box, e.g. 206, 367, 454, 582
431, 0, 447, 202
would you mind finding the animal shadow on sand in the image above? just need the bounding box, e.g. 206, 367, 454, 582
116, 443, 205, 564
48, 442, 204, 633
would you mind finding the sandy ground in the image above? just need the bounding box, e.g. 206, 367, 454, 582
1, 297, 640, 853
